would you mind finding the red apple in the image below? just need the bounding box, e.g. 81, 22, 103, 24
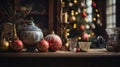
36, 39, 49, 52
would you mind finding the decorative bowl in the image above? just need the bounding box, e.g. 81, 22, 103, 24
78, 42, 91, 52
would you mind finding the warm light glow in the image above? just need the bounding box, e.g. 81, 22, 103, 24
62, 2, 65, 7
75, 12, 79, 15
74, 0, 77, 3
96, 9, 98, 12
71, 10, 74, 15
91, 32, 94, 36
88, 34, 91, 37
93, 18, 96, 21
65, 43, 69, 47
97, 14, 100, 17
70, 16, 76, 22
84, 9, 87, 12
71, 12, 74, 16
84, 18, 88, 22
85, 24, 90, 29
71, 10, 74, 12
67, 33, 70, 36
69, 2, 73, 7
78, 36, 81, 40
73, 23, 77, 28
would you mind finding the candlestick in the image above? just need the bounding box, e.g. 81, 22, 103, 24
63, 12, 68, 23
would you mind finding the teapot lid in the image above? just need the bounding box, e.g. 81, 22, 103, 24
22, 20, 42, 31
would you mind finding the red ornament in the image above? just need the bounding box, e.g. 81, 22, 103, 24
11, 39, 24, 52
92, 2, 96, 8
45, 32, 62, 52
82, 33, 89, 41
81, 12, 87, 18
36, 39, 49, 52
80, 25, 85, 30
76, 48, 80, 52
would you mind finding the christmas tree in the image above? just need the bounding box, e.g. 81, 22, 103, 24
62, 0, 97, 42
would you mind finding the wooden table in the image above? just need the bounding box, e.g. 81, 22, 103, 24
0, 49, 120, 67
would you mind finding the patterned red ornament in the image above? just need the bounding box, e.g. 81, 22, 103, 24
37, 39, 49, 52
80, 25, 85, 30
45, 32, 62, 52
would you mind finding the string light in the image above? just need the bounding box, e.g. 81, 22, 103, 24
69, 2, 73, 7
84, 18, 88, 22
71, 10, 74, 15
93, 18, 96, 21
74, 0, 77, 3
78, 36, 81, 40
95, 9, 99, 12
97, 14, 100, 17
75, 12, 79, 15
88, 34, 91, 37
73, 23, 77, 28
91, 32, 95, 36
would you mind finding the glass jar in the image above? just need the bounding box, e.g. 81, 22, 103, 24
106, 28, 120, 52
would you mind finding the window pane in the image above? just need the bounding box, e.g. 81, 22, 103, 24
109, 0, 113, 5
106, 0, 109, 6
106, 0, 116, 28
107, 0, 113, 6
113, 14, 116, 23
113, 5, 116, 13
113, 0, 116, 4
106, 7, 112, 14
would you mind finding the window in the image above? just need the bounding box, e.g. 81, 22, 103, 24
86, 0, 93, 22
106, 0, 116, 28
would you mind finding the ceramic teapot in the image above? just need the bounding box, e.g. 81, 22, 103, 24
19, 20, 43, 46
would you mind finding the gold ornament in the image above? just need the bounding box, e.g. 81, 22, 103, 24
0, 38, 9, 51
69, 15, 76, 22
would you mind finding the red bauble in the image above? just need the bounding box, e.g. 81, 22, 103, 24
45, 33, 62, 52
82, 33, 89, 41
36, 39, 49, 52
76, 48, 80, 52
92, 2, 96, 8
81, 12, 87, 18
80, 25, 85, 30
11, 39, 24, 52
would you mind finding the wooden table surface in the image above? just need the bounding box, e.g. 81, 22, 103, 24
0, 49, 120, 67
0, 48, 120, 58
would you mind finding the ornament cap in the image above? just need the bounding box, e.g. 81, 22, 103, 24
51, 30, 55, 34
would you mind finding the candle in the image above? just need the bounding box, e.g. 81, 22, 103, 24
63, 12, 68, 23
